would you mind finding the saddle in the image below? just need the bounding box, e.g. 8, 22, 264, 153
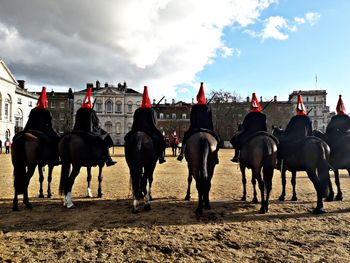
14, 129, 51, 146
187, 128, 220, 144
245, 131, 279, 145
69, 130, 105, 147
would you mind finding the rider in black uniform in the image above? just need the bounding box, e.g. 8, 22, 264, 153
278, 94, 312, 161
177, 82, 219, 161
23, 87, 60, 164
230, 93, 267, 162
73, 87, 117, 166
124, 86, 166, 164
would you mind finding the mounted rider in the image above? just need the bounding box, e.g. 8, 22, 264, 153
230, 93, 267, 162
177, 82, 219, 161
73, 87, 117, 166
125, 86, 166, 164
23, 86, 60, 164
325, 95, 350, 146
278, 94, 312, 160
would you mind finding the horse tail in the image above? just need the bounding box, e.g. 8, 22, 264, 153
59, 136, 71, 195
12, 134, 27, 195
316, 141, 331, 195
199, 137, 210, 180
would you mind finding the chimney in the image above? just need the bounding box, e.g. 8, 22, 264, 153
172, 99, 175, 104
104, 82, 108, 88
153, 99, 156, 105
96, 80, 100, 89
233, 96, 236, 102
260, 96, 263, 102
246, 96, 250, 102
17, 80, 25, 89
274, 96, 277, 102
192, 98, 194, 104
165, 99, 167, 104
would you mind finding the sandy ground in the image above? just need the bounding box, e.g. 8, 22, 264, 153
1, 148, 350, 262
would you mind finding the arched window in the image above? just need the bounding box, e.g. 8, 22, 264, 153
116, 101, 122, 113
127, 101, 133, 113
4, 94, 12, 121
96, 99, 103, 112
105, 100, 113, 113
313, 120, 318, 129
105, 121, 113, 133
15, 109, 23, 132
127, 123, 132, 132
159, 113, 164, 119
0, 92, 2, 120
75, 99, 82, 109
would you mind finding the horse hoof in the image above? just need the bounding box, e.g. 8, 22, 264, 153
335, 195, 343, 201
204, 204, 211, 210
291, 196, 298, 202
25, 203, 32, 209
132, 208, 139, 214
149, 195, 153, 201
67, 204, 76, 209
259, 207, 266, 214
39, 194, 45, 198
325, 196, 334, 202
195, 208, 203, 216
184, 195, 191, 201
97, 193, 104, 198
252, 198, 258, 204
144, 204, 151, 211
278, 196, 285, 201
312, 207, 326, 214
12, 206, 19, 212
47, 194, 52, 198
241, 196, 246, 201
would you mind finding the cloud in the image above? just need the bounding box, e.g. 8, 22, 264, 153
0, 0, 277, 100
245, 11, 321, 41
305, 12, 321, 26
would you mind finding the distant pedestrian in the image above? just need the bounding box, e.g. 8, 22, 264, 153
0, 139, 2, 154
5, 139, 11, 154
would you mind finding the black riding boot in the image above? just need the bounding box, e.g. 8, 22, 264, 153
230, 149, 239, 163
177, 144, 186, 161
159, 150, 166, 164
105, 147, 117, 167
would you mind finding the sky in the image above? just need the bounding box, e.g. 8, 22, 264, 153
0, 0, 349, 111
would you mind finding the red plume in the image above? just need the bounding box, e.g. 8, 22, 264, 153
296, 94, 306, 116
81, 87, 93, 108
36, 86, 48, 109
336, 95, 346, 115
250, 93, 262, 112
141, 86, 151, 108
196, 82, 206, 104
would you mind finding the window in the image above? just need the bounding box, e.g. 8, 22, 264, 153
96, 100, 103, 112
75, 100, 82, 108
159, 113, 164, 119
51, 101, 56, 108
105, 100, 113, 113
59, 113, 65, 121
17, 98, 22, 104
182, 113, 187, 119
128, 104, 132, 113
166, 114, 170, 119
4, 99, 9, 119
314, 97, 316, 102
172, 113, 176, 119
29, 101, 33, 107
306, 97, 309, 102
127, 123, 132, 132
116, 101, 122, 113
60, 101, 65, 108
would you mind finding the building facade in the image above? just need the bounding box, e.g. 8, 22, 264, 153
73, 81, 142, 145
47, 88, 74, 134
153, 99, 192, 142
0, 59, 38, 141
289, 90, 331, 132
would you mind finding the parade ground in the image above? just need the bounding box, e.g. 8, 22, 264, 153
1, 148, 350, 262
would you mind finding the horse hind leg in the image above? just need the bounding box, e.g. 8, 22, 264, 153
23, 165, 36, 209
240, 164, 247, 201
97, 165, 104, 198
263, 166, 274, 213
185, 171, 193, 201
307, 170, 325, 214
65, 166, 81, 209
38, 165, 45, 198
86, 166, 93, 198
47, 165, 54, 198
251, 176, 258, 204
334, 170, 343, 201
291, 171, 298, 201
254, 169, 266, 214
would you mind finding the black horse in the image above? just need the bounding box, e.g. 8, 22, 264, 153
124, 131, 158, 213
11, 131, 57, 211
313, 130, 350, 201
234, 132, 278, 213
273, 127, 330, 214
184, 132, 218, 215
59, 132, 105, 208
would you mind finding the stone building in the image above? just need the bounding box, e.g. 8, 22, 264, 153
47, 88, 74, 134
153, 99, 192, 142
0, 59, 38, 141
289, 90, 331, 132
73, 81, 142, 145
211, 96, 294, 145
